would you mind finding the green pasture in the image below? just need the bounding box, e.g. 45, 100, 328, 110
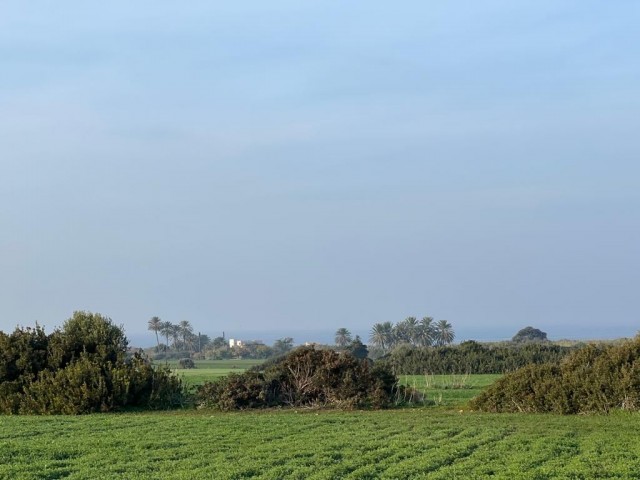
2, 409, 640, 479
160, 359, 264, 386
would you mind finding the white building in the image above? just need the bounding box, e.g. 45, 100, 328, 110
229, 338, 243, 348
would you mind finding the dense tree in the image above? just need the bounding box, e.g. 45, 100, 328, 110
512, 326, 548, 343
345, 335, 369, 359
0, 311, 185, 414
273, 337, 294, 355
334, 328, 352, 347
148, 316, 162, 352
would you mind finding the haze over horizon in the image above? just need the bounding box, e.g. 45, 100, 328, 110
2, 1, 639, 343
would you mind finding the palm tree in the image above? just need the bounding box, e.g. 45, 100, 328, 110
169, 324, 180, 349
403, 317, 420, 346
334, 328, 352, 347
418, 316, 435, 347
369, 322, 394, 351
159, 321, 173, 350
179, 320, 193, 350
147, 316, 162, 352
434, 320, 455, 346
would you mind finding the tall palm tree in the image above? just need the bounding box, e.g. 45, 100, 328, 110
179, 320, 193, 350
334, 328, 352, 347
418, 316, 435, 347
147, 316, 162, 351
369, 322, 394, 351
434, 320, 455, 346
403, 317, 420, 346
159, 321, 173, 350
169, 324, 180, 349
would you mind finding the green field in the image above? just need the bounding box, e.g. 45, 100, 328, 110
2, 409, 640, 479
165, 359, 264, 386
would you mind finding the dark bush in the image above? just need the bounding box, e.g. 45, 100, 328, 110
470, 337, 640, 414
0, 312, 186, 414
178, 358, 196, 369
196, 347, 399, 410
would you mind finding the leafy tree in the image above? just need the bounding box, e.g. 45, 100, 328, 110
512, 326, 548, 343
273, 337, 294, 355
48, 311, 128, 368
147, 316, 162, 352
434, 320, 455, 346
334, 328, 352, 347
345, 335, 369, 359
0, 312, 185, 414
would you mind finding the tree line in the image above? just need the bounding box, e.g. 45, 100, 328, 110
368, 317, 455, 351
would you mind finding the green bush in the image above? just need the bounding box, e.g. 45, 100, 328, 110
470, 337, 640, 414
0, 311, 186, 414
196, 347, 400, 410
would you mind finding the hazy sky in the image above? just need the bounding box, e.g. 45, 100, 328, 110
1, 1, 639, 344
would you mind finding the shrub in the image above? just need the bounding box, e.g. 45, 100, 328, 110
470, 337, 640, 414
196, 347, 399, 410
178, 358, 196, 369
0, 312, 186, 414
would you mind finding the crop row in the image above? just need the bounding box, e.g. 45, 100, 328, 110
2, 409, 640, 479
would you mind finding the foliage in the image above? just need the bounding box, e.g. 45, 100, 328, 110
471, 337, 640, 414
0, 311, 185, 414
380, 340, 573, 375
512, 326, 548, 343
195, 347, 399, 410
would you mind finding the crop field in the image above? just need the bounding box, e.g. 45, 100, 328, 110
2, 409, 640, 479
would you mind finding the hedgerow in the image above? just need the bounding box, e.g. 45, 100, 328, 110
470, 337, 640, 413
380, 340, 574, 375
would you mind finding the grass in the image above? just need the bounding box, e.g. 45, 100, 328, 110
2, 409, 640, 479
158, 359, 265, 387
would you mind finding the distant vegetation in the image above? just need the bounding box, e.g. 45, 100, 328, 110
368, 316, 455, 353
380, 340, 574, 375
471, 336, 640, 414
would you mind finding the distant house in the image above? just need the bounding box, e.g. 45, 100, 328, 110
229, 338, 243, 348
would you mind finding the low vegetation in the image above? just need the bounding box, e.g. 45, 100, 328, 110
195, 347, 401, 410
471, 336, 640, 414
3, 410, 640, 479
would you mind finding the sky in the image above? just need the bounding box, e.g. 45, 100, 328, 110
1, 1, 639, 346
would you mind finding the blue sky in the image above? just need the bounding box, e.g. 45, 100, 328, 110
1, 1, 639, 345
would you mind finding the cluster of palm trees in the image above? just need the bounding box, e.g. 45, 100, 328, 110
369, 317, 455, 351
147, 316, 197, 352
